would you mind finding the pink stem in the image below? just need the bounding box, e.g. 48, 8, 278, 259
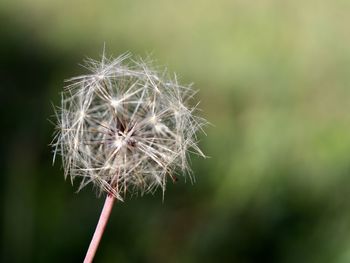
84, 194, 116, 263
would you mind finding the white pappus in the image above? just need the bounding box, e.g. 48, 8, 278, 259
52, 52, 206, 201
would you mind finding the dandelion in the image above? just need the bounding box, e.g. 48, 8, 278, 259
51, 52, 206, 262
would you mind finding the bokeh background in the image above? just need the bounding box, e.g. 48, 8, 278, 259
1, 0, 350, 262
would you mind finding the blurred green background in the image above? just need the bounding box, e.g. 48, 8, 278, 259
1, 0, 350, 262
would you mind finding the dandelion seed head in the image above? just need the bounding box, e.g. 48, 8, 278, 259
52, 52, 206, 201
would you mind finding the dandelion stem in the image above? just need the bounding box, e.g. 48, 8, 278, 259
84, 194, 115, 263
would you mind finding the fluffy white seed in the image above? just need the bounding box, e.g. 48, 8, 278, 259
52, 53, 206, 201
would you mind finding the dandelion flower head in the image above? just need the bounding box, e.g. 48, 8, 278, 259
52, 53, 206, 201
